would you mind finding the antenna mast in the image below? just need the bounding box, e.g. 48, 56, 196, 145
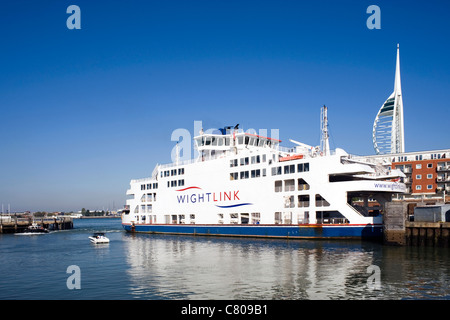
320, 105, 330, 156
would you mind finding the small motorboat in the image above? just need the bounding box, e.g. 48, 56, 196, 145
89, 232, 110, 244
22, 223, 49, 234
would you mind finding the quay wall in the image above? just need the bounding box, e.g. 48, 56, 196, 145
0, 217, 73, 234
383, 202, 450, 246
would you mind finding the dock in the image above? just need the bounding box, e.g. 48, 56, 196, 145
0, 216, 73, 234
384, 202, 450, 246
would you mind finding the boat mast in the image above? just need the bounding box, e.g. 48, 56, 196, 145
320, 105, 330, 156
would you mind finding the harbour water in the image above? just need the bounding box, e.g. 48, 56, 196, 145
0, 218, 449, 300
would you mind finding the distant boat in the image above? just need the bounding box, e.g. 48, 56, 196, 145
89, 233, 110, 244
20, 223, 49, 235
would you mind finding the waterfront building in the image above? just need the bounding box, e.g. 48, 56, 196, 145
361, 149, 450, 203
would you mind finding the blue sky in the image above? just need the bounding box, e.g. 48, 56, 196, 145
1, 0, 449, 212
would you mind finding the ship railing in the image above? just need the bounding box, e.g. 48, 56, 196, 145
158, 150, 233, 169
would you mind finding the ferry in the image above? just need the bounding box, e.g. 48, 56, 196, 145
122, 106, 406, 240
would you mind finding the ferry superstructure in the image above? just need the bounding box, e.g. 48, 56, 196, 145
122, 107, 406, 239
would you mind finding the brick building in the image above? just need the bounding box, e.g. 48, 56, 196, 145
362, 149, 450, 203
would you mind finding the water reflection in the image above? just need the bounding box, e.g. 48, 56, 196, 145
123, 234, 390, 299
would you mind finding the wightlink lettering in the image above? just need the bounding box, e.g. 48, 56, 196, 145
177, 190, 240, 204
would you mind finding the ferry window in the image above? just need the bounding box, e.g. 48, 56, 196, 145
298, 178, 310, 191
238, 136, 244, 145
230, 159, 238, 167
298, 195, 310, 207
285, 179, 295, 192
245, 157, 249, 165
153, 183, 158, 189
272, 166, 282, 176
251, 156, 256, 164
256, 155, 260, 163
245, 136, 250, 145
178, 179, 184, 186
211, 137, 217, 146
298, 163, 310, 172
218, 138, 223, 146
284, 165, 295, 174
251, 212, 260, 224
315, 194, 330, 207
147, 184, 152, 190
225, 138, 230, 146
178, 168, 184, 175
262, 154, 266, 162
274, 212, 282, 224
141, 184, 145, 190
274, 181, 282, 192
240, 171, 249, 179
167, 181, 170, 188
285, 195, 295, 208
251, 169, 261, 178
205, 137, 211, 145
262, 168, 266, 177
230, 172, 238, 180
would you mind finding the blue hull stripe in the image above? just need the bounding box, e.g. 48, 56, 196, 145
122, 223, 382, 240
215, 203, 253, 208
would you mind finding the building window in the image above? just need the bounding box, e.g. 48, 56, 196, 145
427, 174, 433, 179
416, 164, 422, 169
427, 185, 433, 190
416, 174, 422, 179
416, 185, 422, 190
427, 163, 433, 168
